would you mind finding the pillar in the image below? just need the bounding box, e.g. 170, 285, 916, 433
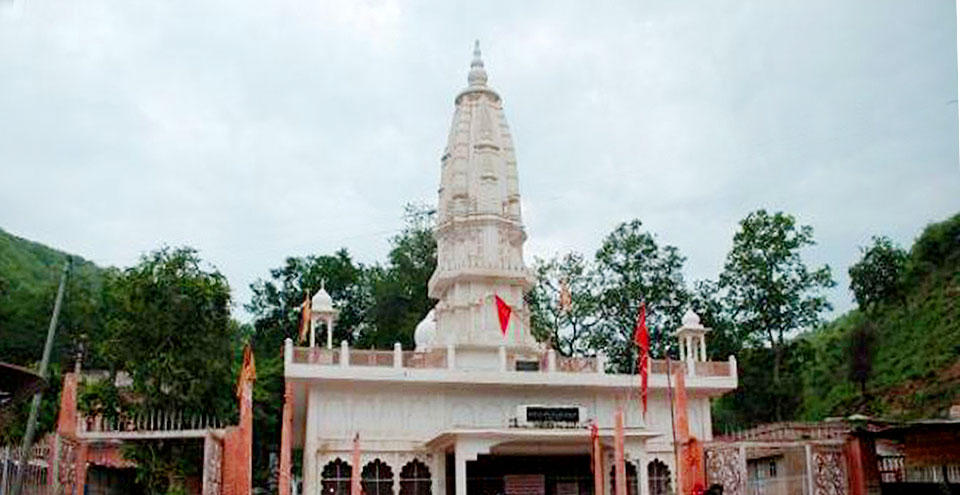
326, 316, 334, 350
279, 382, 294, 495
698, 337, 706, 362
310, 319, 316, 348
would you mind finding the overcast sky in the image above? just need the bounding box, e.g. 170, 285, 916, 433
1, 0, 957, 322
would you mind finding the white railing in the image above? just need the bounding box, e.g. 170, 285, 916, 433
285, 339, 737, 378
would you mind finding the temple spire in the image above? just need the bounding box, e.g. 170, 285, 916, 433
468, 40, 488, 87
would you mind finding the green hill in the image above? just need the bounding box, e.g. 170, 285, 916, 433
0, 228, 104, 368
800, 213, 960, 420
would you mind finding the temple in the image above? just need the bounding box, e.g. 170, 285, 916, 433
280, 42, 738, 495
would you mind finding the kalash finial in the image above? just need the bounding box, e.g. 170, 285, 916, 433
468, 40, 488, 87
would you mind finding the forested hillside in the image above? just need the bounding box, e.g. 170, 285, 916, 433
0, 228, 104, 368
800, 213, 960, 420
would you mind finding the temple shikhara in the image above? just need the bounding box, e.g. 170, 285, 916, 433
279, 43, 739, 495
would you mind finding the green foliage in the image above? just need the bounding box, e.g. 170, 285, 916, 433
526, 252, 600, 357
123, 440, 201, 495
849, 236, 907, 309
0, 365, 62, 445
800, 211, 960, 420
0, 228, 105, 369
97, 247, 238, 418
246, 203, 436, 489
593, 220, 688, 371
718, 209, 834, 420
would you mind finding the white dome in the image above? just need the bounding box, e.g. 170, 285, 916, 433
682, 309, 703, 328
311, 287, 335, 313
414, 309, 437, 351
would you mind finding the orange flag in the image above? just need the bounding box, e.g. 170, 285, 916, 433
351, 433, 361, 495
494, 294, 512, 335
298, 292, 312, 344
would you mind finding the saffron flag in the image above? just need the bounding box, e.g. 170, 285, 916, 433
298, 292, 312, 344
494, 294, 512, 335
351, 433, 361, 495
633, 302, 649, 418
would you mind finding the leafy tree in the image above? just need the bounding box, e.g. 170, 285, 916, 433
526, 252, 600, 357
97, 247, 238, 417
849, 236, 907, 310
247, 249, 370, 350
687, 280, 740, 361
593, 220, 688, 372
718, 209, 834, 420
360, 203, 437, 349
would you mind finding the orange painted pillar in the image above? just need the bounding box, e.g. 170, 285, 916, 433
592, 432, 604, 495
57, 372, 79, 437
614, 409, 626, 495
279, 381, 294, 495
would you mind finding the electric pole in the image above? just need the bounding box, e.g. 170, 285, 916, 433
14, 258, 70, 495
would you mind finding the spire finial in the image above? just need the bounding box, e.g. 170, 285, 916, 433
468, 40, 488, 87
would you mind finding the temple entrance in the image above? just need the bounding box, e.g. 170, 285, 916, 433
465, 455, 594, 495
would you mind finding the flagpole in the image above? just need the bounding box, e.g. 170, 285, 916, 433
662, 326, 681, 490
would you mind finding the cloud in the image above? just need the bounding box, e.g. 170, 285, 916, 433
0, 0, 957, 322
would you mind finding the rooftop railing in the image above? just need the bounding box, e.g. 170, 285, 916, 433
286, 339, 737, 378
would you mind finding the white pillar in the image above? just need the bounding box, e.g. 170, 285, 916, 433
597, 352, 607, 374
547, 349, 557, 372
699, 337, 706, 362
394, 343, 403, 369
686, 336, 695, 376
340, 340, 349, 368
284, 338, 294, 367
326, 316, 334, 350
309, 319, 316, 348
638, 454, 649, 495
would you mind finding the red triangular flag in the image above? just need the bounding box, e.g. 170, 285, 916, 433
634, 302, 649, 418
494, 294, 512, 335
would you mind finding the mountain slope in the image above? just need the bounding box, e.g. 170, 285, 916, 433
0, 228, 104, 367
800, 213, 960, 419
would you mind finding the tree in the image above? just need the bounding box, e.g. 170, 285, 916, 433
247, 249, 370, 350
526, 252, 600, 357
718, 209, 834, 420
848, 236, 907, 310
687, 280, 740, 361
593, 220, 688, 372
246, 248, 370, 486
98, 247, 238, 416
360, 203, 437, 349
848, 320, 875, 397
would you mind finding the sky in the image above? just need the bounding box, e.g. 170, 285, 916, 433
1, 0, 957, 322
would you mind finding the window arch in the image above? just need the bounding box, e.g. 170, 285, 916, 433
647, 459, 672, 495
399, 459, 432, 495
321, 458, 352, 495
608, 461, 638, 495
362, 459, 394, 495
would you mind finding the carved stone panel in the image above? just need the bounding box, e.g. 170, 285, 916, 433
705, 446, 745, 495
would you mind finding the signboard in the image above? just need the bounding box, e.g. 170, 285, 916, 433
525, 407, 580, 424
504, 475, 545, 495
556, 482, 579, 495
515, 360, 540, 371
